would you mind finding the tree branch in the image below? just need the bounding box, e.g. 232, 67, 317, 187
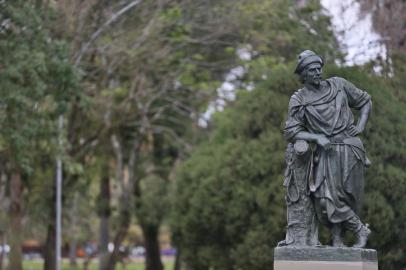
74, 0, 144, 66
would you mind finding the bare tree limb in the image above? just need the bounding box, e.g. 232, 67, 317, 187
131, 5, 162, 50
111, 134, 123, 184
152, 125, 192, 152
74, 0, 144, 66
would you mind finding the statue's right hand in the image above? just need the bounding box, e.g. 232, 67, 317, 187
316, 135, 331, 150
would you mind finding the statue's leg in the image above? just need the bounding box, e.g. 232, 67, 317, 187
331, 223, 346, 247
312, 197, 329, 226
343, 216, 371, 248
313, 197, 347, 247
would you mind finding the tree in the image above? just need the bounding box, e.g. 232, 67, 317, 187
54, 1, 259, 269
0, 2, 79, 270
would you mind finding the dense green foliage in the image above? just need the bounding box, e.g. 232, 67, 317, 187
172, 67, 293, 270
0, 1, 78, 172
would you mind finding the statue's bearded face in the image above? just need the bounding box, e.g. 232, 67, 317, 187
302, 63, 323, 86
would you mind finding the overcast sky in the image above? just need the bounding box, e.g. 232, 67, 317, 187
321, 0, 387, 65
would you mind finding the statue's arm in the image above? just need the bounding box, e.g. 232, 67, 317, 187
349, 100, 372, 136
338, 77, 372, 136
357, 100, 371, 130
293, 131, 331, 149
293, 131, 320, 142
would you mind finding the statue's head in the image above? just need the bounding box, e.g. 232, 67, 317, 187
294, 50, 323, 85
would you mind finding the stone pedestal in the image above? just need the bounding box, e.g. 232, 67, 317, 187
274, 246, 378, 270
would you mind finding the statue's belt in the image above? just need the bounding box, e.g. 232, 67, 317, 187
285, 136, 367, 198
327, 136, 365, 151
293, 136, 365, 155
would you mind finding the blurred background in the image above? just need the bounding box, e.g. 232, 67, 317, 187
0, 0, 405, 270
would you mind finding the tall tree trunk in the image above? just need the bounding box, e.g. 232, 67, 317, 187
8, 170, 23, 270
173, 248, 181, 270
107, 136, 134, 270
142, 224, 163, 270
69, 193, 78, 266
69, 238, 78, 266
99, 217, 109, 270
98, 163, 111, 270
106, 209, 130, 270
43, 217, 56, 270
0, 231, 4, 270
43, 176, 56, 270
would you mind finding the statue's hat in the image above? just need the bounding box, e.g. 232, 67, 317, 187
294, 50, 323, 74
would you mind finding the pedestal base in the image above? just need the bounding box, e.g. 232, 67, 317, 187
274, 247, 378, 270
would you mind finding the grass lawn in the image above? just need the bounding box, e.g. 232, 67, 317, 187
22, 258, 174, 270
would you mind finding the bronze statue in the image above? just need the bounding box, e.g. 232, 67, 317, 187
279, 50, 372, 248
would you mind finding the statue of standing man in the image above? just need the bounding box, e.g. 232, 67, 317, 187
280, 50, 372, 248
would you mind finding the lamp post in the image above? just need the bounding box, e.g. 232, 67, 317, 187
56, 115, 64, 270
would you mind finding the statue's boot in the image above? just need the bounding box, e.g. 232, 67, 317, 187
344, 216, 371, 248
331, 224, 346, 247
353, 224, 371, 248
